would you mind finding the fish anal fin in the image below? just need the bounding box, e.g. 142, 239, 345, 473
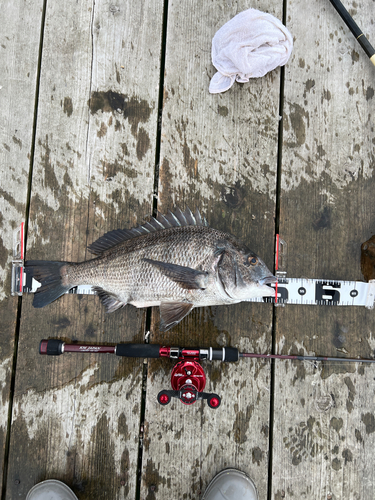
93, 286, 126, 313
159, 302, 194, 331
144, 258, 208, 290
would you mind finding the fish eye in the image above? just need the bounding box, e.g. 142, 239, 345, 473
247, 256, 258, 266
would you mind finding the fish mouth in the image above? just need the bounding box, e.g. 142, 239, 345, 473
259, 276, 277, 286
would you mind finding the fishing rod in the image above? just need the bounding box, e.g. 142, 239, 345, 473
40, 339, 375, 409
329, 0, 375, 66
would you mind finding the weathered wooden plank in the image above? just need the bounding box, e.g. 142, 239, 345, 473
5, 0, 164, 498
273, 307, 375, 499
273, 0, 375, 497
141, 1, 284, 498
0, 0, 44, 487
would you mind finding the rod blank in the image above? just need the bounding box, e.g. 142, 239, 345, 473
329, 0, 375, 65
240, 352, 375, 364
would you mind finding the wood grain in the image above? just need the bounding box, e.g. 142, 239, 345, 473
5, 0, 164, 498
3, 0, 374, 497
0, 0, 44, 484
141, 1, 283, 498
273, 0, 375, 498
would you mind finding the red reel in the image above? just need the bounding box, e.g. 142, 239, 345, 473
171, 360, 206, 393
157, 359, 221, 408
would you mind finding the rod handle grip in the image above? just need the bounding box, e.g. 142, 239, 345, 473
40, 339, 64, 355
211, 347, 239, 362
115, 343, 161, 358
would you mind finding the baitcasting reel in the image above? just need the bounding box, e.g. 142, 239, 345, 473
155, 346, 228, 407
157, 357, 220, 408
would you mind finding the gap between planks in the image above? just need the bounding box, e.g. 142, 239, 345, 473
135, 1, 170, 499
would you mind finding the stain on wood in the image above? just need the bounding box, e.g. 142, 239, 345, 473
361, 235, 375, 281
88, 91, 153, 138
63, 97, 73, 117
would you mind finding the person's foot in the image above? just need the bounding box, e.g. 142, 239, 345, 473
202, 468, 258, 500
26, 479, 78, 500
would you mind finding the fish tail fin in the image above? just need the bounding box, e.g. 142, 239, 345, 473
25, 260, 74, 308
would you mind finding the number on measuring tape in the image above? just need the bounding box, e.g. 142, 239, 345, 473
315, 281, 341, 305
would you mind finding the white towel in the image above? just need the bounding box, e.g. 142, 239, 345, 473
209, 8, 293, 94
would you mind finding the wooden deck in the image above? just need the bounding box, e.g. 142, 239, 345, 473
1, 0, 375, 498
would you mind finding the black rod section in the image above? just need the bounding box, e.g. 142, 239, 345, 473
329, 0, 375, 65
240, 352, 375, 363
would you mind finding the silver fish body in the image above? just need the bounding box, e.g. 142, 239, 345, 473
27, 208, 276, 330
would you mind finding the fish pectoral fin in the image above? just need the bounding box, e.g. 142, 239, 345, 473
93, 287, 126, 313
159, 302, 194, 331
144, 258, 208, 290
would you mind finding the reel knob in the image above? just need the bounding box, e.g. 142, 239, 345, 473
157, 391, 173, 406
207, 395, 221, 408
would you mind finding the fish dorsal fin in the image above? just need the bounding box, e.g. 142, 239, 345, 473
88, 207, 208, 255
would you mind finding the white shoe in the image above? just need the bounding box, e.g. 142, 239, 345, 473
26, 479, 78, 500
202, 468, 258, 500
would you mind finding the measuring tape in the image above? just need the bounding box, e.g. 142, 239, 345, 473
269, 234, 375, 308
10, 224, 375, 309
267, 277, 374, 308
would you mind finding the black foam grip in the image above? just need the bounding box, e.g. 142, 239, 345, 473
210, 347, 239, 362
224, 347, 239, 362
115, 343, 161, 358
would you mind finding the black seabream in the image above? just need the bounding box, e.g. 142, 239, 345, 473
26, 208, 277, 331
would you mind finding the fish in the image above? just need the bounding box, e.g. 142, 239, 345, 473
26, 207, 277, 331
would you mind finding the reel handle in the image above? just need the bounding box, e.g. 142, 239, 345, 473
157, 388, 221, 408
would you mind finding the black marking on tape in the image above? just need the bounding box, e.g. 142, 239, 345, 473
263, 285, 288, 304
263, 297, 275, 303
277, 286, 288, 301
318, 280, 341, 288
315, 282, 340, 305
350, 290, 358, 298
277, 278, 289, 284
